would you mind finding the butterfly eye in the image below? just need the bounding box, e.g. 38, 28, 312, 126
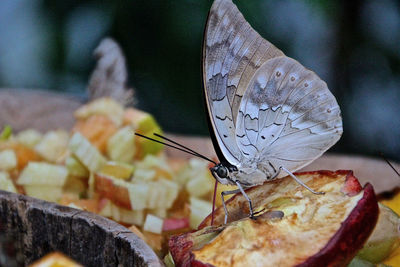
217, 166, 228, 178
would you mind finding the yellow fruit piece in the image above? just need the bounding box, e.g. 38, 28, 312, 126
18, 162, 68, 186
65, 156, 89, 178
99, 161, 134, 180
69, 133, 106, 172
34, 130, 69, 162
143, 214, 164, 234
0, 149, 17, 171
0, 142, 41, 171
126, 109, 164, 159
24, 185, 63, 202
0, 172, 17, 193
384, 245, 400, 266
107, 126, 135, 163
74, 97, 124, 127
16, 129, 42, 148
381, 193, 400, 215
29, 252, 82, 267
73, 115, 118, 154
190, 197, 212, 229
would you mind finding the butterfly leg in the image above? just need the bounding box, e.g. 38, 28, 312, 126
221, 189, 241, 224
235, 181, 255, 219
280, 166, 325, 195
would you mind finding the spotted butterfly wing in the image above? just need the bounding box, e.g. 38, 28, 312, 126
203, 0, 343, 185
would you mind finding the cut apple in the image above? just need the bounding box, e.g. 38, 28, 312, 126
0, 171, 17, 193
94, 173, 148, 210
99, 161, 134, 180
169, 170, 379, 267
0, 149, 17, 171
125, 108, 163, 159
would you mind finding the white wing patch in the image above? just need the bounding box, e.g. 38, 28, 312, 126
236, 56, 343, 176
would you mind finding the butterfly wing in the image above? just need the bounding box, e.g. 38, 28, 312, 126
236, 56, 343, 177
203, 0, 283, 165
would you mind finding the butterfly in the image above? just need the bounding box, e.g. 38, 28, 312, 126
203, 0, 343, 223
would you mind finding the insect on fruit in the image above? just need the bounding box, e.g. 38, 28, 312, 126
136, 0, 343, 225
203, 0, 343, 223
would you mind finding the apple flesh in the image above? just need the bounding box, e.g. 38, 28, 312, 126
169, 170, 379, 267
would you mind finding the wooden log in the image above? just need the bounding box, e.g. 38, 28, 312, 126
0, 190, 163, 267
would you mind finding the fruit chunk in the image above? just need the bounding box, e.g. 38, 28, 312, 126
107, 126, 135, 163
34, 130, 69, 162
0, 149, 17, 170
170, 170, 379, 267
356, 203, 400, 263
65, 156, 89, 178
69, 133, 106, 172
24, 185, 64, 202
18, 162, 68, 186
0, 172, 17, 193
29, 252, 82, 267
73, 115, 118, 153
74, 97, 124, 127
144, 214, 164, 234
0, 143, 41, 170
15, 129, 42, 148
125, 108, 163, 159
94, 173, 148, 210
189, 197, 212, 229
99, 161, 134, 180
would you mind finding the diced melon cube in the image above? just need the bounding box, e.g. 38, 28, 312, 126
0, 149, 17, 171
34, 130, 69, 162
65, 156, 89, 177
18, 162, 68, 186
24, 185, 63, 202
0, 172, 17, 193
16, 129, 42, 148
190, 197, 212, 229
143, 214, 164, 234
119, 207, 144, 225
158, 179, 179, 209
186, 171, 214, 197
107, 126, 135, 163
74, 97, 124, 127
127, 183, 149, 210
69, 133, 106, 172
133, 169, 156, 182
146, 182, 163, 209
99, 161, 134, 180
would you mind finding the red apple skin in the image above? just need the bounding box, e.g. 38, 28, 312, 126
168, 231, 215, 267
163, 218, 190, 232
295, 183, 378, 267
341, 171, 363, 196
94, 174, 132, 210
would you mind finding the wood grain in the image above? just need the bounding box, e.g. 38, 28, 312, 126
0, 190, 163, 267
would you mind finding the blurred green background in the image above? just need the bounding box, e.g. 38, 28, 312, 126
0, 0, 399, 161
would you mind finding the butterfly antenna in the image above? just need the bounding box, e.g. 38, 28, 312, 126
134, 133, 217, 164
380, 152, 400, 177
153, 133, 217, 164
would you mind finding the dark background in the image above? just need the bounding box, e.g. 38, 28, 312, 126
0, 0, 399, 161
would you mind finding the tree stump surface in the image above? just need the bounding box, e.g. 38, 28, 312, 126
0, 190, 163, 267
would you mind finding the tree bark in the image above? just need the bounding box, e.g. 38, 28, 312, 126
0, 190, 163, 267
